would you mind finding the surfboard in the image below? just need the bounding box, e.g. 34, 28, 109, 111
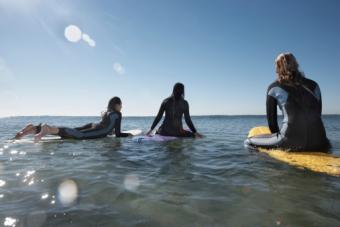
247, 126, 340, 176
132, 134, 178, 143
9, 129, 142, 144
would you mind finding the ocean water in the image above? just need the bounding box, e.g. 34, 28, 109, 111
0, 116, 339, 227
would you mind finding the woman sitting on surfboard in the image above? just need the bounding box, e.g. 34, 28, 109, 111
245, 53, 330, 151
146, 83, 203, 138
14, 97, 132, 142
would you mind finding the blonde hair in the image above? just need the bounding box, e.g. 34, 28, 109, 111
275, 53, 303, 85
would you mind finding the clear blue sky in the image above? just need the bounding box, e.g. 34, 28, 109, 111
0, 0, 339, 117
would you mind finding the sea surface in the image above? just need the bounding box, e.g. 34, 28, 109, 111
0, 116, 339, 227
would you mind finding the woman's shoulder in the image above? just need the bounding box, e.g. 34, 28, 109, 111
106, 111, 121, 118
302, 77, 319, 89
267, 80, 281, 91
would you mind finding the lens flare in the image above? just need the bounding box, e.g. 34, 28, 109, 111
57, 179, 78, 206
64, 25, 82, 43
124, 174, 140, 191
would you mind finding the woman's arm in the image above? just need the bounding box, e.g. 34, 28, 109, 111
150, 101, 166, 131
114, 113, 130, 137
184, 101, 197, 133
266, 95, 279, 134
74, 123, 94, 131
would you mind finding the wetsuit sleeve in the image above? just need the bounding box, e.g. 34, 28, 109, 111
114, 113, 130, 137
266, 94, 279, 134
150, 101, 166, 130
184, 101, 197, 133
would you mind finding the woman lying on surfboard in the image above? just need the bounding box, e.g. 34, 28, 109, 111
14, 97, 132, 142
245, 53, 330, 151
146, 83, 203, 138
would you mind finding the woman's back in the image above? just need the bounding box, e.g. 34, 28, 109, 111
269, 78, 329, 150
161, 97, 188, 133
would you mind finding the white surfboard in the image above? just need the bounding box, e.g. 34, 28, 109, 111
9, 129, 142, 144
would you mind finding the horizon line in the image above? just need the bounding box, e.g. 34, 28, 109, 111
1, 114, 340, 119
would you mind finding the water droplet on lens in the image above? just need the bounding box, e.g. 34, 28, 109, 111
57, 179, 78, 207
124, 174, 140, 191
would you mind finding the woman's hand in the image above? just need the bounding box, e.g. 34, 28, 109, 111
194, 132, 203, 138
146, 130, 153, 137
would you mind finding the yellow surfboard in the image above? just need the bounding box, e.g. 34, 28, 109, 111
248, 126, 340, 176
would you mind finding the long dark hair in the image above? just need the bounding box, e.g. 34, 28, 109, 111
172, 83, 185, 100
107, 96, 122, 112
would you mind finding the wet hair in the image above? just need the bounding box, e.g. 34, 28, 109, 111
275, 53, 304, 86
172, 83, 185, 100
107, 96, 122, 112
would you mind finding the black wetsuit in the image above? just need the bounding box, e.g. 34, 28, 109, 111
56, 111, 129, 139
150, 96, 197, 137
245, 78, 330, 151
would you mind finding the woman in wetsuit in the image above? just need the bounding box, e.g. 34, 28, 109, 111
14, 97, 132, 142
245, 53, 330, 151
146, 83, 203, 138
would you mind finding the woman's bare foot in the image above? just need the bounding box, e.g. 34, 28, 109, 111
34, 124, 50, 143
15, 124, 36, 139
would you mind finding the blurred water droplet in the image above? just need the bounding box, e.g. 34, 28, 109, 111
28, 179, 34, 185
15, 173, 20, 177
0, 180, 6, 187
41, 193, 49, 200
124, 174, 140, 191
0, 194, 4, 198
19, 151, 26, 155
58, 179, 78, 206
3, 145, 9, 149
51, 200, 55, 204
4, 217, 16, 227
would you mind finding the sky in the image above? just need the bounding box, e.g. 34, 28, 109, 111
0, 0, 339, 117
